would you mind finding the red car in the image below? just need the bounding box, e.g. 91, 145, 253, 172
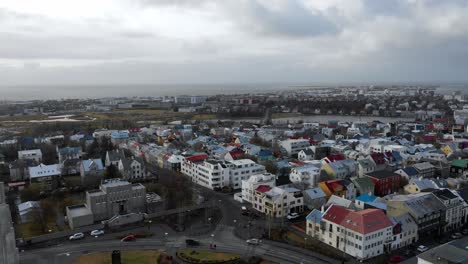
121, 234, 136, 242
389, 255, 405, 263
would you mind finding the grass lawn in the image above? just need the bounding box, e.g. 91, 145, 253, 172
72, 250, 160, 264
191, 114, 217, 120
271, 113, 303, 118
177, 249, 240, 263
16, 221, 60, 238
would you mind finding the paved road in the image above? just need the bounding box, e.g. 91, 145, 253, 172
20, 225, 338, 264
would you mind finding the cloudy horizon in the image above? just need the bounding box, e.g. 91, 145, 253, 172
1, 0, 468, 87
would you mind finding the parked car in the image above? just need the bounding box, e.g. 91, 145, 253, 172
69, 233, 84, 241
287, 212, 300, 220
246, 238, 261, 245
388, 255, 405, 263
90, 230, 105, 237
185, 239, 200, 246
417, 245, 429, 253
451, 232, 463, 239
121, 234, 136, 242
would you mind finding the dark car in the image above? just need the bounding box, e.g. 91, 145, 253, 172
121, 234, 136, 242
185, 239, 200, 246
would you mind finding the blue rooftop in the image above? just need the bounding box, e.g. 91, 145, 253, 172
356, 193, 378, 203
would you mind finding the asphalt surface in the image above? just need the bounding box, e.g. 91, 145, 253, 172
19, 225, 337, 264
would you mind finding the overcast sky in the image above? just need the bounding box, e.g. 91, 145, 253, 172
1, 0, 468, 86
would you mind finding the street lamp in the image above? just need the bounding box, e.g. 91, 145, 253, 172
210, 233, 215, 245
147, 220, 152, 231
304, 237, 308, 248
164, 232, 168, 243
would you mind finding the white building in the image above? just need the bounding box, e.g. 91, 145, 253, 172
289, 163, 321, 187
241, 173, 276, 204
320, 205, 393, 261
18, 149, 42, 162
29, 163, 61, 191
279, 138, 310, 156
227, 159, 266, 189
253, 185, 304, 218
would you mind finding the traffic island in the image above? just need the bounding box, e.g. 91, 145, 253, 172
176, 249, 241, 264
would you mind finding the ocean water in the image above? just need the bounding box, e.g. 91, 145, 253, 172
0, 83, 467, 100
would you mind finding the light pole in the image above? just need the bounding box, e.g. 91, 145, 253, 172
164, 232, 168, 243
304, 237, 308, 248
147, 220, 152, 231
210, 233, 215, 247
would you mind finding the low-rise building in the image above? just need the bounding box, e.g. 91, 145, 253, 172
80, 159, 104, 187
118, 157, 147, 181
279, 138, 310, 157
241, 173, 276, 205
412, 162, 435, 178
321, 159, 357, 179
365, 170, 401, 197
388, 213, 418, 250
320, 205, 393, 261
289, 163, 321, 187
253, 185, 304, 218
432, 189, 464, 232
57, 146, 82, 164
303, 187, 327, 210
29, 163, 60, 191
351, 177, 375, 196
18, 149, 42, 162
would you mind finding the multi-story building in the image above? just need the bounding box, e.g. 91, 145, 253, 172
105, 150, 125, 167
0, 182, 19, 264
365, 170, 401, 196
279, 139, 310, 156
320, 205, 393, 261
118, 157, 147, 181
182, 156, 265, 190
18, 149, 42, 162
388, 213, 418, 250
66, 179, 146, 229
253, 185, 304, 218
29, 163, 61, 191
387, 193, 446, 237
227, 159, 266, 189
432, 189, 464, 232
412, 162, 435, 178
241, 173, 276, 205
289, 163, 321, 187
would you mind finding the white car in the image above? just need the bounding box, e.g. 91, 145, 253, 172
417, 245, 429, 253
69, 233, 84, 241
246, 238, 261, 245
90, 230, 105, 236
287, 213, 300, 220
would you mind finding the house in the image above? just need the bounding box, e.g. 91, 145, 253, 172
325, 195, 356, 210
370, 153, 387, 169
105, 150, 125, 167
224, 149, 245, 161
319, 205, 393, 260
318, 179, 356, 200
351, 177, 375, 196
387, 193, 446, 237
57, 146, 82, 164
110, 130, 129, 145
257, 149, 274, 161
303, 187, 327, 210
253, 185, 304, 218
80, 159, 104, 187
18, 149, 42, 163
29, 163, 61, 191
388, 213, 418, 250
450, 159, 468, 176
240, 173, 276, 205
365, 170, 401, 197
118, 157, 147, 181
61, 158, 81, 176
321, 159, 357, 179
9, 159, 36, 181
17, 201, 41, 223
298, 148, 314, 161
166, 154, 183, 172
356, 158, 376, 177
412, 162, 435, 178
404, 178, 438, 194
394, 167, 419, 180
289, 163, 321, 187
